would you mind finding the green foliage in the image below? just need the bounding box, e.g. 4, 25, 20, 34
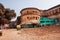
0, 3, 16, 24
4, 9, 16, 20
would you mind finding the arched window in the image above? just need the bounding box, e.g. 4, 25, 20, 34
58, 8, 60, 13
59, 8, 60, 13
36, 17, 38, 20
55, 9, 58, 13
32, 11, 35, 13
48, 11, 51, 16
52, 10, 55, 15
33, 16, 35, 19
50, 11, 53, 15
27, 17, 29, 19
27, 11, 29, 14
32, 11, 37, 13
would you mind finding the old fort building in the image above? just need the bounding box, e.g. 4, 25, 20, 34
20, 7, 44, 24
46, 5, 60, 18
20, 4, 60, 26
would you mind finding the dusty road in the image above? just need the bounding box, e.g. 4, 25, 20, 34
0, 26, 60, 40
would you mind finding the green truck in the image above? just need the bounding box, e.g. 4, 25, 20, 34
38, 17, 57, 26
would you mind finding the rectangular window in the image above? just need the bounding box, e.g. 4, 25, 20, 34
46, 21, 49, 22
40, 21, 45, 23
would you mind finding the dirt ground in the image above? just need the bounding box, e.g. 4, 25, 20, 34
0, 26, 60, 40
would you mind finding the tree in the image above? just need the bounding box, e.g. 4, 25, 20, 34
0, 3, 16, 24
16, 16, 21, 25
0, 3, 5, 16
5, 8, 16, 20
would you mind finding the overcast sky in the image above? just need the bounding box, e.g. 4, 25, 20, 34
0, 0, 60, 21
